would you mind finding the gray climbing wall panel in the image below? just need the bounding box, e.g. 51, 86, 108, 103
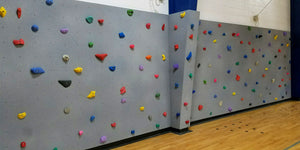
191, 20, 291, 121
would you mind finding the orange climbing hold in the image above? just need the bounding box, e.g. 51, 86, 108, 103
262, 74, 266, 78
145, 55, 152, 60
241, 97, 244, 101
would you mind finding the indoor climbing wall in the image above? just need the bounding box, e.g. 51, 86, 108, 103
0, 0, 183, 149
191, 20, 291, 121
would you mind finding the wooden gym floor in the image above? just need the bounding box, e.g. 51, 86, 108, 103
113, 100, 300, 150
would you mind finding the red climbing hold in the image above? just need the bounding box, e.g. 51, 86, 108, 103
185, 120, 190, 124
262, 74, 266, 78
174, 25, 178, 30
95, 53, 108, 61
154, 74, 159, 79
13, 39, 24, 46
189, 34, 193, 39
17, 8, 22, 19
129, 44, 135, 49
252, 48, 255, 53
20, 141, 26, 148
236, 75, 240, 81
184, 102, 188, 106
279, 85, 282, 87
98, 19, 104, 24
203, 30, 207, 34
218, 24, 222, 27
146, 23, 151, 29
232, 33, 236, 37
198, 105, 203, 111
281, 79, 284, 82
162, 24, 165, 31
240, 41, 243, 44
203, 47, 206, 51
174, 44, 179, 50
111, 122, 116, 128
278, 49, 281, 53
120, 86, 126, 95
248, 41, 251, 45
241, 98, 244, 101
163, 112, 167, 117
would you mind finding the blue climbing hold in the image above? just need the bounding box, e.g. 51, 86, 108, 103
31, 67, 45, 74
214, 94, 217, 98
256, 82, 259, 85
227, 45, 231, 51
263, 100, 266, 103
208, 30, 212, 34
191, 24, 194, 29
119, 32, 125, 38
131, 130, 135, 135
268, 30, 271, 34
244, 54, 248, 58
90, 115, 95, 122
31, 25, 39, 32
278, 66, 282, 70
175, 83, 179, 88
244, 82, 248, 87
227, 70, 231, 74
199, 20, 201, 25
222, 33, 226, 36
46, 0, 53, 6
109, 66, 116, 72
256, 35, 259, 39
262, 54, 265, 58
176, 112, 180, 117
192, 90, 196, 94
186, 51, 192, 61
281, 43, 284, 46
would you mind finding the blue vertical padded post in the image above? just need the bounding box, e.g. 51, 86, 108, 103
169, 0, 198, 14
291, 0, 300, 98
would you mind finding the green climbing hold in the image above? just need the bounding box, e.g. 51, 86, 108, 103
189, 73, 193, 78
127, 9, 134, 16
53, 147, 58, 150
268, 61, 271, 64
88, 42, 93, 48
155, 93, 160, 98
235, 62, 240, 66
223, 86, 227, 90
203, 80, 207, 84
156, 124, 160, 128
86, 16, 93, 24
284, 84, 287, 87
209, 112, 212, 115
252, 89, 256, 92
248, 26, 251, 31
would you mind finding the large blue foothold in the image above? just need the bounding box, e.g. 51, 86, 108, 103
131, 130, 135, 135
46, 0, 53, 6
90, 115, 95, 122
191, 24, 194, 29
31, 67, 45, 74
109, 66, 116, 72
119, 32, 125, 38
208, 30, 212, 34
175, 83, 179, 88
186, 51, 192, 61
176, 112, 180, 117
31, 25, 39, 32
227, 45, 231, 51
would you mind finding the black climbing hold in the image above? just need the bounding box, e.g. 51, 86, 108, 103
58, 80, 72, 88
197, 63, 201, 68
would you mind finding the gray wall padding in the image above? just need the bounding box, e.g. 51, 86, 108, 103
191, 20, 291, 121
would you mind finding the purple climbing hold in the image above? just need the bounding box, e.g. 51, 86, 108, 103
218, 54, 222, 59
259, 48, 262, 52
139, 65, 144, 71
31, 67, 45, 74
173, 64, 179, 69
283, 32, 287, 36
100, 136, 107, 143
268, 42, 271, 47
121, 98, 127, 103
228, 107, 232, 112
60, 28, 69, 34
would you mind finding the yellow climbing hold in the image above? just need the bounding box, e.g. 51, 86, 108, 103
213, 39, 217, 43
140, 106, 145, 111
180, 11, 186, 18
286, 43, 289, 47
162, 54, 166, 61
265, 68, 269, 71
87, 91, 96, 98
74, 67, 83, 73
232, 92, 236, 96
274, 35, 278, 40
0, 6, 7, 18
219, 101, 223, 106
17, 112, 27, 120
248, 68, 252, 73
274, 97, 278, 100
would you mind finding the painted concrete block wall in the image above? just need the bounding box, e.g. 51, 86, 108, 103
191, 20, 291, 121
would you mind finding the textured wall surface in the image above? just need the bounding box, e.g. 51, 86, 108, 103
191, 20, 291, 121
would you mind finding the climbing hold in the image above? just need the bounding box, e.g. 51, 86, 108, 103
191, 24, 194, 29
17, 112, 27, 120
173, 64, 179, 69
227, 70, 231, 74
235, 62, 239, 66
252, 48, 255, 53
184, 102, 188, 106
287, 43, 290, 47
272, 78, 275, 83
131, 130, 135, 135
210, 112, 213, 115
208, 64, 212, 68
174, 25, 178, 30
111, 122, 116, 128
208, 31, 212, 34
268, 42, 271, 47
203, 47, 206, 51
100, 136, 107, 143
13, 39, 25, 46
214, 78, 217, 83
140, 106, 144, 111
248, 26, 251, 31
0, 7, 6, 18
248, 41, 251, 45
232, 33, 236, 36
198, 105, 203, 111
255, 61, 259, 66
109, 66, 116, 72
127, 9, 134, 16
203, 30, 207, 34
263, 100, 266, 103
279, 85, 282, 87
236, 75, 240, 81
283, 32, 287, 36
217, 54, 222, 59
156, 124, 160, 128
193, 90, 196, 94
62, 54, 70, 62
241, 98, 244, 101
185, 120, 190, 124
31, 67, 45, 74
174, 44, 179, 50
162, 24, 165, 31
228, 107, 232, 112
274, 35, 278, 40
180, 11, 186, 18
252, 89, 256, 93
244, 55, 248, 58
60, 28, 69, 34
78, 130, 83, 136
145, 55, 152, 61
120, 86, 126, 95
232, 92, 236, 96
175, 83, 179, 88
214, 94, 217, 98
265, 68, 269, 71
87, 91, 96, 98
86, 16, 94, 24
189, 34, 193, 39
139, 65, 144, 71
240, 41, 243, 44
119, 32, 125, 38
186, 51, 192, 61
218, 24, 222, 27
53, 147, 58, 150
227, 45, 232, 51
129, 44, 135, 49
213, 39, 217, 43
176, 112, 180, 117
248, 68, 252, 73
278, 49, 281, 53
256, 82, 259, 85
95, 54, 108, 61
121, 98, 127, 103
163, 112, 167, 117
74, 67, 83, 73
162, 54, 166, 61
222, 33, 226, 36
268, 30, 271, 34
236, 33, 240, 36
58, 80, 72, 88
17, 8, 22, 19
219, 101, 223, 106
155, 93, 160, 98
31, 25, 39, 32
154, 74, 159, 79
274, 97, 278, 100
268, 61, 272, 64
46, 0, 53, 6
146, 23, 151, 29
90, 115, 95, 122
189, 73, 193, 78
223, 86, 226, 90
64, 107, 70, 114
148, 115, 152, 121
203, 80, 207, 84
98, 19, 104, 24
88, 42, 94, 48
244, 82, 248, 87
20, 141, 26, 148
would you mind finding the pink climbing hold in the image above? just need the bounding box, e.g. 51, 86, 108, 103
78, 130, 83, 136
146, 23, 151, 29
163, 112, 167, 117
120, 86, 126, 95
287, 72, 290, 75
13, 39, 24, 46
98, 19, 104, 24
174, 25, 178, 30
189, 34, 193, 39
198, 105, 203, 111
95, 53, 108, 61
162, 24, 165, 31
184, 102, 188, 106
154, 74, 159, 79
236, 33, 240, 36
214, 78, 217, 83
236, 75, 240, 81
129, 44, 135, 49
174, 44, 179, 50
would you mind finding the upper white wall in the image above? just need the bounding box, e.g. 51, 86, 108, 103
76, 0, 168, 14
197, 0, 290, 31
